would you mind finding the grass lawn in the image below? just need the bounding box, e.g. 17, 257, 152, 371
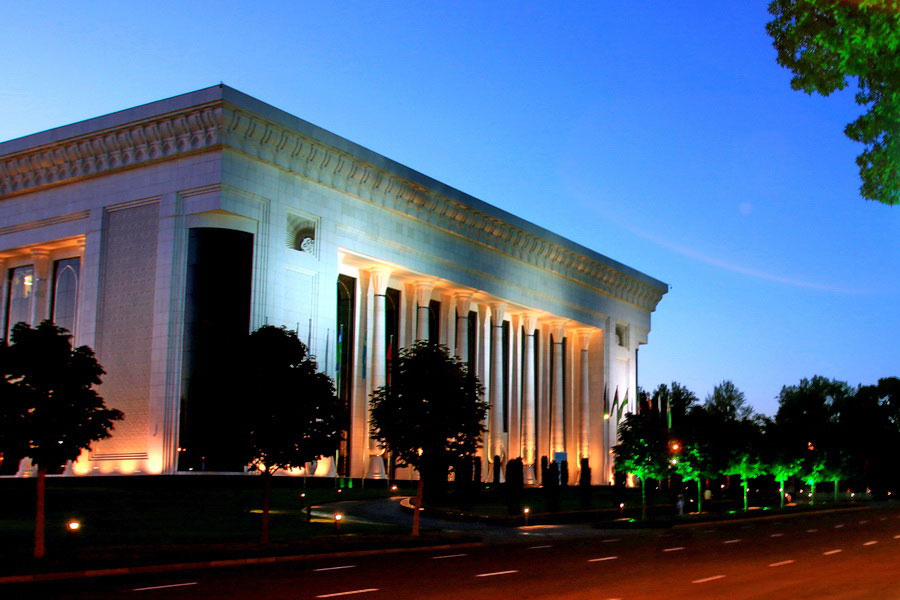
0, 475, 419, 574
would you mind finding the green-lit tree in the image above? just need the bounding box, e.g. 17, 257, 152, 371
769, 457, 803, 508
804, 459, 827, 506
824, 451, 849, 505
767, 0, 900, 205
672, 444, 712, 515
0, 321, 123, 559
370, 341, 486, 513
235, 325, 342, 544
727, 454, 767, 512
614, 410, 669, 520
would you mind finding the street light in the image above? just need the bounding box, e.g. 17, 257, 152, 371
66, 520, 80, 532
523, 507, 530, 526
334, 513, 343, 533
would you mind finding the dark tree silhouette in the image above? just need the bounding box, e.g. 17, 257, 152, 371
767, 0, 900, 205
235, 325, 342, 544
0, 321, 123, 559
370, 341, 486, 505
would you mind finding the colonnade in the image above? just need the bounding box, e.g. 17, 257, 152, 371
352, 263, 631, 485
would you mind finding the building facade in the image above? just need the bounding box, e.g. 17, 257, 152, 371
0, 85, 667, 483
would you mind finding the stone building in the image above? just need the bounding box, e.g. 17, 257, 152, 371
0, 85, 667, 483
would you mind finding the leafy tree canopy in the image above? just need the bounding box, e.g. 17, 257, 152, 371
0, 321, 122, 470
613, 409, 670, 482
767, 0, 900, 204
369, 341, 486, 477
236, 325, 342, 474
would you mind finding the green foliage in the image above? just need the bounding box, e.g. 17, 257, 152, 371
0, 321, 123, 471
369, 341, 486, 494
767, 0, 900, 204
236, 325, 342, 475
613, 410, 670, 483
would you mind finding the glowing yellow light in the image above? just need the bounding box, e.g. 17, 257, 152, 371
334, 513, 343, 521
671, 443, 680, 451
67, 520, 81, 531
603, 413, 610, 420
300, 492, 306, 498
523, 507, 530, 514
619, 503, 625, 509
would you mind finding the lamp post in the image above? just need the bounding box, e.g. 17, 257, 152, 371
334, 513, 343, 533
523, 507, 530, 526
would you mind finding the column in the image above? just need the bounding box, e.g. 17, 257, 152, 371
413, 280, 434, 342
577, 329, 592, 461
455, 294, 472, 363
488, 304, 506, 464
30, 249, 51, 326
521, 313, 538, 484
367, 266, 391, 479
550, 321, 566, 455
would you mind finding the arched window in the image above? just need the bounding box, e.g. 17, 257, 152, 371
52, 258, 80, 335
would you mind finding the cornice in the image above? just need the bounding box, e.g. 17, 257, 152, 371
0, 98, 666, 312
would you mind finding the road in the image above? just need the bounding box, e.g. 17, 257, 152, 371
14, 506, 900, 600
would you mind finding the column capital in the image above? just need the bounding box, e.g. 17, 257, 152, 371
521, 312, 539, 333
489, 303, 507, 324
576, 328, 593, 351
76, 237, 87, 253
368, 266, 392, 295
413, 280, 435, 307
454, 293, 473, 315
548, 320, 567, 341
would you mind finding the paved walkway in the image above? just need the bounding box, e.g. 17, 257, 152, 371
313, 497, 617, 541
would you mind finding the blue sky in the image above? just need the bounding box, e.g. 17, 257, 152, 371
2, 2, 897, 415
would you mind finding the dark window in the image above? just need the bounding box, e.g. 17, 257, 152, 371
336, 274, 356, 477
385, 287, 400, 386
502, 319, 510, 433
428, 300, 440, 343
467, 310, 477, 372
178, 228, 253, 472
5, 265, 33, 342
51, 258, 80, 335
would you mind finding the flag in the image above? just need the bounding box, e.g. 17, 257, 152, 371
603, 386, 609, 416
611, 386, 620, 420
617, 388, 628, 420
386, 334, 394, 387
666, 393, 672, 430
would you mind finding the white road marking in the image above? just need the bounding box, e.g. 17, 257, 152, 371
823, 549, 842, 555
663, 546, 686, 552
588, 556, 618, 562
834, 524, 845, 528
476, 570, 518, 577
528, 545, 552, 549
314, 565, 357, 572
769, 560, 795, 567
133, 582, 198, 592
880, 517, 887, 521
864, 541, 878, 546
316, 589, 379, 598
770, 533, 784, 537
859, 520, 869, 524
894, 534, 900, 539
806, 529, 818, 533
601, 538, 621, 543
723, 539, 741, 544
432, 553, 468, 559
692, 575, 726, 584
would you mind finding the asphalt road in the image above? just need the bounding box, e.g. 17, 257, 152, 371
14, 506, 900, 600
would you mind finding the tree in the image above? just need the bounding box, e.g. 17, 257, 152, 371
235, 325, 342, 544
727, 454, 767, 512
370, 341, 486, 508
614, 410, 669, 520
673, 444, 713, 514
767, 0, 900, 205
0, 321, 123, 559
769, 456, 803, 508
804, 459, 827, 506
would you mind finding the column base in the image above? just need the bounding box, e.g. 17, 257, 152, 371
314, 456, 337, 477
366, 455, 387, 480
524, 463, 536, 485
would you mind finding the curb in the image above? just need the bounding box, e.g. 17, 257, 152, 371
673, 504, 871, 529
0, 541, 487, 585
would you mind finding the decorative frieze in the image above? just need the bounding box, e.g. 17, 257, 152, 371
1, 98, 666, 311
